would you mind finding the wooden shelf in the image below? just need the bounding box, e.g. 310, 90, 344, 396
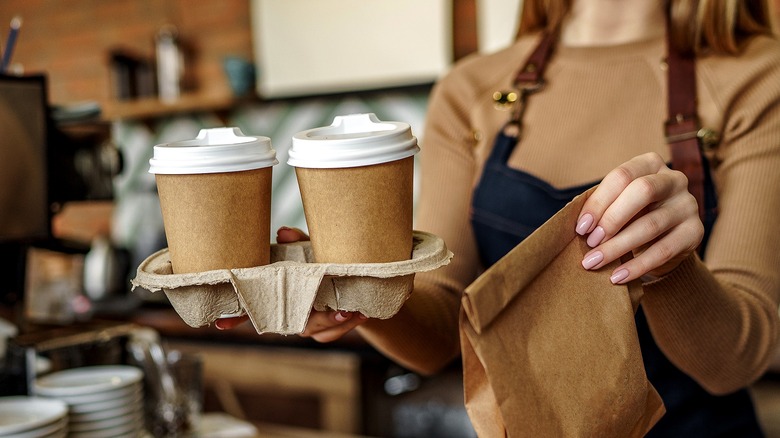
170, 340, 363, 434
101, 92, 243, 121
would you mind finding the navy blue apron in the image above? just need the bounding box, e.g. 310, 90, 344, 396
470, 124, 764, 436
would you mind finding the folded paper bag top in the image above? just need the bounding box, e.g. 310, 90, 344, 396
460, 187, 665, 437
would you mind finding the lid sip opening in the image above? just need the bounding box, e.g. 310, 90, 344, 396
149, 127, 278, 175
288, 113, 419, 169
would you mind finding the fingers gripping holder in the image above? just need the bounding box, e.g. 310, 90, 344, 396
131, 231, 452, 335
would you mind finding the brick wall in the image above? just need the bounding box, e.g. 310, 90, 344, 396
0, 0, 477, 109
1, 1, 779, 108
0, 0, 252, 106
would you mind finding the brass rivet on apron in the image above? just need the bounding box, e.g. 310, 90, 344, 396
473, 130, 483, 141
493, 91, 518, 110
660, 60, 669, 71
525, 63, 537, 73
697, 128, 719, 151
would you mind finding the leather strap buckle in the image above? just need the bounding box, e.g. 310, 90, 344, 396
664, 115, 699, 143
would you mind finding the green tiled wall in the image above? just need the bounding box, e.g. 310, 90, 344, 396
112, 87, 431, 265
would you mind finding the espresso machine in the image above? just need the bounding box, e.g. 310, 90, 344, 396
0, 73, 130, 396
0, 73, 125, 305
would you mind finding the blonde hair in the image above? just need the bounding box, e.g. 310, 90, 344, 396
518, 0, 777, 55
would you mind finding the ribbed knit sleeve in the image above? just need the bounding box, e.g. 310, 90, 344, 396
641, 35, 780, 394
358, 68, 486, 374
359, 33, 780, 386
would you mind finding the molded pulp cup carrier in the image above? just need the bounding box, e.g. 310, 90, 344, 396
133, 119, 454, 334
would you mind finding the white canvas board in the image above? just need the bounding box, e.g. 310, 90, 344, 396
477, 0, 523, 53
251, 0, 452, 98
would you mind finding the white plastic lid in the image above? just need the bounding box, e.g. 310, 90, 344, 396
149, 127, 278, 174
288, 113, 419, 168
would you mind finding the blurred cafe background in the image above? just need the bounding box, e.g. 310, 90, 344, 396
0, 1, 779, 437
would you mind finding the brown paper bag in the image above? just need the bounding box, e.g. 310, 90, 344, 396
460, 187, 665, 437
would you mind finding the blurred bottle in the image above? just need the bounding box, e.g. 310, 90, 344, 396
156, 25, 183, 103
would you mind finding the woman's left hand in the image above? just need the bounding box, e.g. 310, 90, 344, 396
576, 152, 704, 284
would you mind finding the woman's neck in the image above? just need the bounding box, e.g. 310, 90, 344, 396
560, 0, 665, 46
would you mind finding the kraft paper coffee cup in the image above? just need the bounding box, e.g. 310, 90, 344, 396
289, 113, 419, 263
149, 127, 277, 274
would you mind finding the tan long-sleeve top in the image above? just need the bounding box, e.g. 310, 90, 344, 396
359, 33, 780, 395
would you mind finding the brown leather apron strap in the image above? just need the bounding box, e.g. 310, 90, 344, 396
497, 31, 557, 138
503, 28, 708, 222
665, 43, 707, 222
513, 31, 557, 87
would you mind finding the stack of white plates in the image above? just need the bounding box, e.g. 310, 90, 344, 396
0, 396, 68, 438
33, 365, 145, 438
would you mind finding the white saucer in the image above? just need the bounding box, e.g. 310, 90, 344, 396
0, 397, 68, 435
69, 402, 140, 424
53, 382, 141, 405
67, 417, 142, 438
3, 416, 68, 438
33, 365, 143, 397
67, 408, 142, 433
197, 412, 258, 437
68, 387, 143, 414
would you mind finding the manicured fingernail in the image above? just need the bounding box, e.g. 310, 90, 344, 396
335, 311, 351, 322
582, 251, 603, 270
215, 320, 226, 330
358, 313, 368, 320
587, 226, 606, 247
576, 214, 594, 235
610, 269, 630, 284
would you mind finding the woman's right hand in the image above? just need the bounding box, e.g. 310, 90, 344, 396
215, 226, 368, 342
299, 309, 368, 343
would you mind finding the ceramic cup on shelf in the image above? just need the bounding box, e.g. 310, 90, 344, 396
223, 56, 256, 97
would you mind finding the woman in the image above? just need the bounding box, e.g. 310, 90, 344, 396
222, 0, 780, 434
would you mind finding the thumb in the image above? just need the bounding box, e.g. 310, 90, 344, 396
277, 226, 310, 243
